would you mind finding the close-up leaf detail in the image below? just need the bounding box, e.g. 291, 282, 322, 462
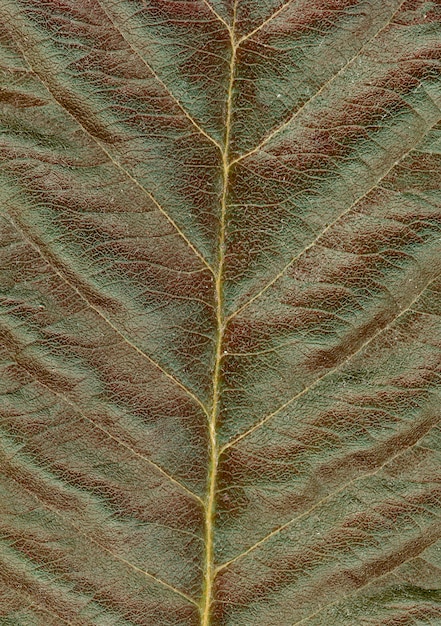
1, 0, 441, 624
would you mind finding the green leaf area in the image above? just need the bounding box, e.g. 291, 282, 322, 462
1, 1, 441, 624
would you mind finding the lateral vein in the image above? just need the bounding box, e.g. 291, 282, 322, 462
237, 0, 297, 45
7, 473, 199, 607
222, 272, 441, 451
8, 348, 203, 503
227, 113, 441, 322
96, 0, 223, 151
0, 581, 74, 626
216, 408, 441, 572
4, 213, 209, 417
199, 0, 232, 31
232, 0, 407, 165
4, 14, 214, 274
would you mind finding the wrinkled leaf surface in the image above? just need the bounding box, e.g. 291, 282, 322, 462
1, 1, 441, 624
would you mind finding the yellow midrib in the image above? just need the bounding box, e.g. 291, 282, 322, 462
200, 5, 237, 624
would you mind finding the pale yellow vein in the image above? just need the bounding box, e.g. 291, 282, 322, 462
199, 0, 232, 31
199, 3, 238, 624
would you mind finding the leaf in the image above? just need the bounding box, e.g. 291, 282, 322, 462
1, 1, 441, 624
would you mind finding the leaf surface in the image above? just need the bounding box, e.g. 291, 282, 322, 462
1, 1, 441, 625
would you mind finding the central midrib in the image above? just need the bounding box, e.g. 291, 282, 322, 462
200, 5, 238, 625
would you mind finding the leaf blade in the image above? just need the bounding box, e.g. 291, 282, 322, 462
1, 1, 441, 625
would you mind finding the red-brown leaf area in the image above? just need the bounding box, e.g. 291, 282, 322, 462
0, 1, 441, 625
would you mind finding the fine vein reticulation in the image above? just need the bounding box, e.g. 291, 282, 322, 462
1, 1, 441, 626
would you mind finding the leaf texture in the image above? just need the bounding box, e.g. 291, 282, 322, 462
1, 1, 441, 624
